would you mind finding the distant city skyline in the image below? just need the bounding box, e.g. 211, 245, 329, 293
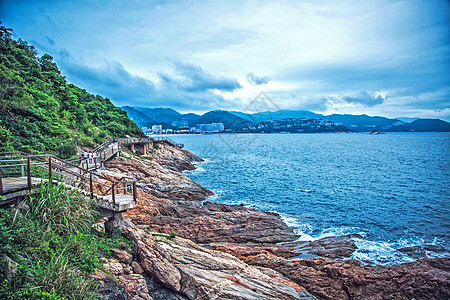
1, 0, 449, 120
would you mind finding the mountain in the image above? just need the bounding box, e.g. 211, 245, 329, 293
121, 106, 154, 126
134, 107, 182, 124
230, 110, 322, 123
388, 119, 450, 132
130, 107, 450, 133
0, 26, 143, 157
230, 110, 409, 132
324, 114, 406, 131
194, 110, 252, 130
395, 117, 420, 123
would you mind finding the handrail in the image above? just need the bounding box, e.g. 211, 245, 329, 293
0, 152, 137, 211
152, 137, 184, 148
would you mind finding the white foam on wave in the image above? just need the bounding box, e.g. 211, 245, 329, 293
351, 238, 415, 265
204, 189, 224, 202
279, 214, 449, 265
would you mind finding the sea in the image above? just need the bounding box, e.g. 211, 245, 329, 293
168, 133, 450, 265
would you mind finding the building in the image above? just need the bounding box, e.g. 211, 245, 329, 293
152, 125, 163, 133
196, 122, 224, 132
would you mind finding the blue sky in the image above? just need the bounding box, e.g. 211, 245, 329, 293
1, 0, 449, 120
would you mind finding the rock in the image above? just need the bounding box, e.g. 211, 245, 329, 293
123, 227, 317, 299
111, 248, 133, 264
145, 276, 188, 300
90, 268, 128, 300
398, 244, 449, 260
131, 261, 144, 274
244, 254, 450, 300
103, 259, 124, 275
116, 273, 152, 300
104, 143, 450, 300
208, 234, 362, 261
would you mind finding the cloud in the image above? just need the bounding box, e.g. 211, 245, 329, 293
247, 72, 270, 85
161, 62, 242, 92
56, 51, 242, 111
1, 0, 448, 119
341, 91, 387, 106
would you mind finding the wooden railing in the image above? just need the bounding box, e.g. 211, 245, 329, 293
152, 137, 184, 148
0, 152, 136, 211
118, 137, 154, 145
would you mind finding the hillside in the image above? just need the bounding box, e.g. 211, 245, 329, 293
194, 110, 252, 130
0, 25, 144, 157
388, 119, 450, 132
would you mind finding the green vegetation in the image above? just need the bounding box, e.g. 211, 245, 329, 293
169, 231, 177, 239
0, 24, 144, 157
0, 182, 131, 299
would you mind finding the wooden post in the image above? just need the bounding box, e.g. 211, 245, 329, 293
21, 157, 24, 177
27, 157, 31, 190
112, 183, 116, 209
131, 144, 135, 153
0, 170, 3, 195
133, 181, 137, 204
89, 173, 93, 199
48, 157, 52, 184
143, 144, 147, 155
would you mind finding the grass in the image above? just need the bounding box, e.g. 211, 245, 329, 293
0, 182, 132, 299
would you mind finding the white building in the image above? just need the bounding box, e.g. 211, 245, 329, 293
152, 125, 163, 133
196, 123, 224, 132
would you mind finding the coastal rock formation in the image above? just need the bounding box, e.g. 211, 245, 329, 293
99, 144, 450, 299
244, 254, 450, 300
151, 143, 203, 172
208, 234, 362, 260
122, 227, 317, 300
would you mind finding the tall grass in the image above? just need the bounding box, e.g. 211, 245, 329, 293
26, 182, 97, 235
0, 182, 130, 299
26, 249, 95, 299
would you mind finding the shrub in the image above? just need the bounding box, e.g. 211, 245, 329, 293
26, 182, 97, 235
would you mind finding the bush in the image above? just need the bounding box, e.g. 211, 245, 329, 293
0, 183, 132, 299
26, 182, 97, 235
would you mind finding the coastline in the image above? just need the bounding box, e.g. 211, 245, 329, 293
100, 143, 450, 299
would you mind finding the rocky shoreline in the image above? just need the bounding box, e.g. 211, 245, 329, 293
96, 143, 450, 299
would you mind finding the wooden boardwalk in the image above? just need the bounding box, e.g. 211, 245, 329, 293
0, 177, 42, 204
0, 137, 183, 212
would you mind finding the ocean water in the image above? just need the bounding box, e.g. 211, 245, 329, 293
171, 133, 450, 265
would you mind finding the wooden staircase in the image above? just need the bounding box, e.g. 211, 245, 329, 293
0, 151, 136, 213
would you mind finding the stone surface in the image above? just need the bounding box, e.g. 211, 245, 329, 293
397, 244, 449, 260
103, 259, 124, 275
90, 268, 128, 300
116, 273, 153, 300
99, 143, 450, 300
131, 261, 144, 274
244, 254, 450, 300
111, 248, 133, 264
123, 227, 317, 300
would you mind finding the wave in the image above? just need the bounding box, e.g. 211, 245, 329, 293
280, 215, 449, 265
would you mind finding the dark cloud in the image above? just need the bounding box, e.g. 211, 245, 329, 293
162, 62, 242, 92
56, 52, 240, 111
341, 91, 387, 106
247, 72, 270, 85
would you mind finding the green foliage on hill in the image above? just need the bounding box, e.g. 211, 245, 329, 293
0, 24, 144, 157
0, 183, 131, 299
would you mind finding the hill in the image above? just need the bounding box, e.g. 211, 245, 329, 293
388, 119, 450, 132
121, 106, 154, 126
134, 107, 181, 124
194, 110, 252, 130
0, 25, 144, 157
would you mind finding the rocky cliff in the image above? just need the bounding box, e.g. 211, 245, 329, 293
97, 143, 449, 300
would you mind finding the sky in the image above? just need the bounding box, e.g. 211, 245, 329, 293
1, 0, 449, 120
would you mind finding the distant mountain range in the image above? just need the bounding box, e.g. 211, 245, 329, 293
121, 106, 450, 132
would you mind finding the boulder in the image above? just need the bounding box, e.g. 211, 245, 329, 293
111, 248, 133, 264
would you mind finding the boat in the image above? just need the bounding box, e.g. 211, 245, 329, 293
370, 129, 385, 135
